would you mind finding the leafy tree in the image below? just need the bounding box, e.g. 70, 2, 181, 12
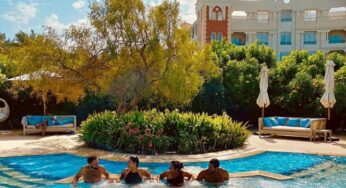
7, 27, 109, 114
191, 76, 226, 114
335, 66, 346, 122
210, 40, 276, 68
192, 41, 275, 121
90, 0, 218, 113
5, 0, 217, 115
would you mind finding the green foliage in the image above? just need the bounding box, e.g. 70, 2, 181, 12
91, 0, 219, 113
80, 109, 250, 154
195, 41, 346, 128
211, 40, 276, 68
193, 41, 276, 120
335, 66, 346, 118
269, 50, 325, 117
191, 76, 226, 114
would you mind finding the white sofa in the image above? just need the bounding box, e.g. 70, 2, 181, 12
22, 115, 77, 135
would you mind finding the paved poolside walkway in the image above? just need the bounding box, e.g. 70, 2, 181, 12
0, 132, 346, 161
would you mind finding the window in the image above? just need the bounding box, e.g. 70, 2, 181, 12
280, 32, 291, 45
304, 31, 317, 45
329, 7, 346, 17
231, 32, 246, 46
328, 30, 346, 44
304, 10, 317, 21
281, 10, 292, 22
279, 52, 290, 61
257, 32, 269, 45
217, 32, 223, 41
257, 11, 269, 23
210, 6, 224, 21
210, 32, 216, 41
232, 11, 247, 20
329, 35, 345, 44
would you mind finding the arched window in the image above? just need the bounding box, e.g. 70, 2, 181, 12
217, 32, 223, 41
211, 6, 224, 21
210, 32, 216, 41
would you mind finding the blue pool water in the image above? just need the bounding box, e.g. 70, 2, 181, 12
0, 151, 345, 187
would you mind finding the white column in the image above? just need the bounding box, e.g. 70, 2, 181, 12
246, 32, 256, 45
320, 30, 329, 50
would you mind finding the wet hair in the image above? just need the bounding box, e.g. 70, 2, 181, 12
171, 161, 184, 172
209, 158, 220, 168
130, 155, 139, 167
87, 156, 98, 164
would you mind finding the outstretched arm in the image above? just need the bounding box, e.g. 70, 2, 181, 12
183, 171, 193, 181
72, 167, 84, 186
196, 171, 205, 181
159, 171, 169, 179
140, 169, 152, 179
223, 170, 230, 180
120, 169, 129, 180
100, 166, 113, 183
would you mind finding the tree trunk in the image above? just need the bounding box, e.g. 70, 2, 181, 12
116, 96, 143, 114
42, 92, 47, 115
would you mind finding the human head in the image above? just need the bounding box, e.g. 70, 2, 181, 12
208, 158, 220, 170
170, 161, 183, 172
128, 155, 139, 169
87, 156, 99, 167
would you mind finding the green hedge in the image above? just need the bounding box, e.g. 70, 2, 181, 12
80, 109, 250, 154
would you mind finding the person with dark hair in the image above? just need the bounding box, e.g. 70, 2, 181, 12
72, 156, 113, 186
119, 155, 152, 184
196, 158, 229, 184
159, 161, 193, 186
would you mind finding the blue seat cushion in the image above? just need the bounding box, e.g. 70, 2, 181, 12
287, 118, 299, 127
277, 117, 288, 126
263, 118, 273, 127
27, 116, 43, 125
42, 116, 55, 126
269, 117, 279, 126
300, 119, 311, 128
55, 117, 74, 125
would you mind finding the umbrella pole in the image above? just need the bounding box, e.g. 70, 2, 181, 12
328, 107, 330, 121
262, 103, 266, 117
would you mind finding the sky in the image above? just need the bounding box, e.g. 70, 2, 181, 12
0, 0, 196, 39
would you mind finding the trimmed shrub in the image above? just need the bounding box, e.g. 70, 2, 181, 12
80, 109, 250, 154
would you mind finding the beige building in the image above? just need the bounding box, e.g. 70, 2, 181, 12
192, 0, 346, 60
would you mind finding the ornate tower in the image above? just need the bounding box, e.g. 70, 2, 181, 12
195, 0, 231, 46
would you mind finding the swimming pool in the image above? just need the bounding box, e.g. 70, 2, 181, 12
0, 151, 345, 187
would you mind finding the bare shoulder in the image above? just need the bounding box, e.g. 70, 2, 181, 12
220, 168, 228, 173
98, 165, 108, 171
160, 171, 169, 175
139, 168, 150, 174
122, 168, 130, 174
199, 169, 208, 174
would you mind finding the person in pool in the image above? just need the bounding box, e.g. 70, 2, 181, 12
196, 158, 229, 184
159, 161, 193, 186
119, 155, 152, 184
72, 156, 113, 186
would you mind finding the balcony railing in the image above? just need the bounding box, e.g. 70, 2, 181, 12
281, 17, 292, 22
329, 39, 346, 44
280, 41, 292, 45
259, 41, 269, 45
304, 41, 317, 45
